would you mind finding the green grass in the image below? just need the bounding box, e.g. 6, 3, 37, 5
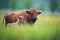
0, 14, 60, 40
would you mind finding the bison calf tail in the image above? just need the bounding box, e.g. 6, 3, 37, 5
2, 16, 4, 25
2, 16, 7, 27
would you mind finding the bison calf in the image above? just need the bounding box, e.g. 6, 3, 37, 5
3, 8, 42, 26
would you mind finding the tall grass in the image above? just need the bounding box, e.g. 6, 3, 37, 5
0, 14, 60, 40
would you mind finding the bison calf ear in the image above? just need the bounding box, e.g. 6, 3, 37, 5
37, 10, 42, 15
37, 12, 41, 15
25, 11, 31, 14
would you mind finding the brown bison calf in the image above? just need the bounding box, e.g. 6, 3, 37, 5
3, 8, 42, 26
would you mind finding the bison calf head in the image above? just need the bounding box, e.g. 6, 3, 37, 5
25, 8, 42, 23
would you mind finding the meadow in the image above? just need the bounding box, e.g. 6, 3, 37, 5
0, 13, 60, 40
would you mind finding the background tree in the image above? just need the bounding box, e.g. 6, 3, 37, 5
0, 0, 2, 9
9, 0, 17, 11
50, 0, 58, 14
39, 3, 44, 11
22, 0, 33, 9
0, 0, 9, 9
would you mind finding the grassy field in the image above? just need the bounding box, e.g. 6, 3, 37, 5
0, 13, 60, 40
